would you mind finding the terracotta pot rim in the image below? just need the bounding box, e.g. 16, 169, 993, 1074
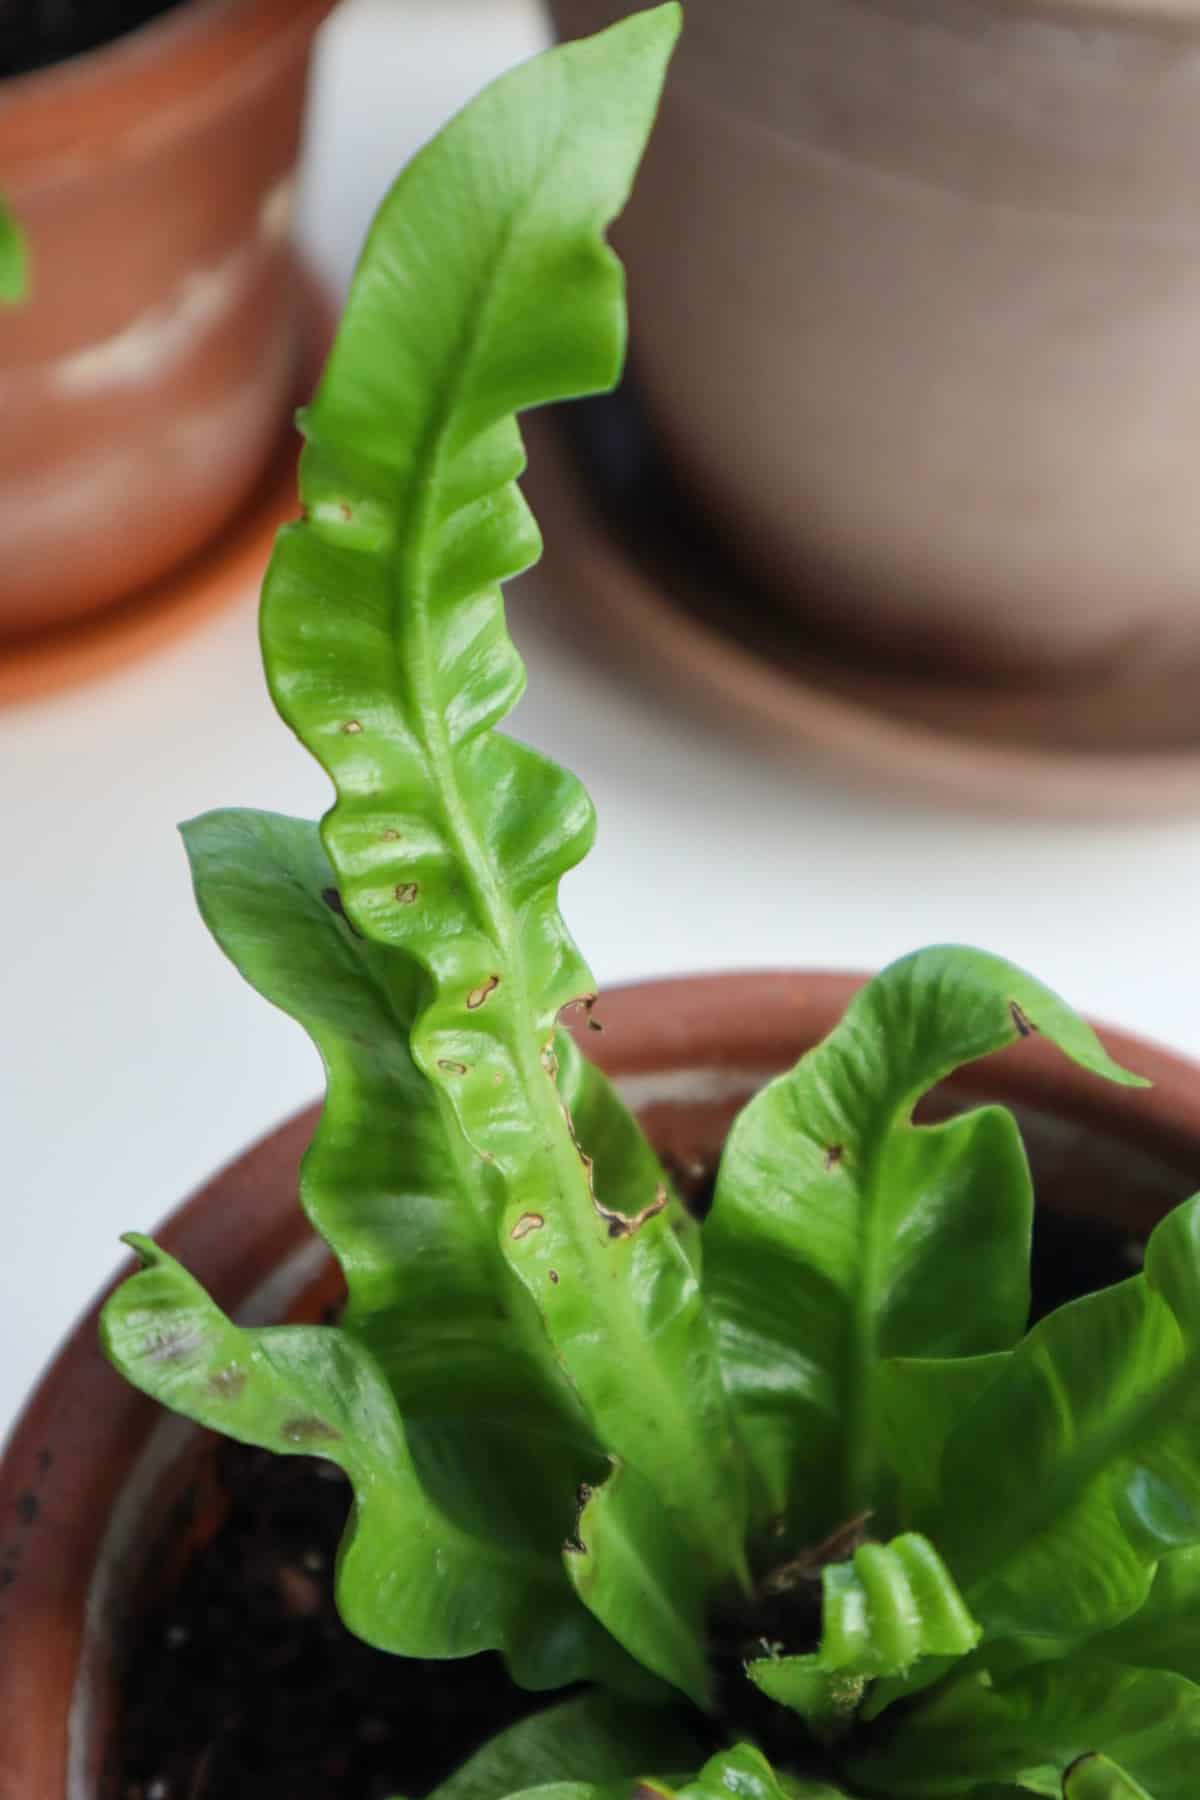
590, 968, 1200, 1159
847, 0, 1200, 31
3, 967, 1199, 1794
0, 0, 338, 190
977, 0, 1200, 24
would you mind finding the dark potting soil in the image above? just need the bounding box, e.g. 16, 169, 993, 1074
114, 1203, 1143, 1800
116, 1439, 549, 1800
0, 0, 189, 81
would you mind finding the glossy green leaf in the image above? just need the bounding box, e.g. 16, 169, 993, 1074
100, 1239, 586, 1682
181, 805, 696, 1693
258, 3, 745, 1605
675, 1745, 845, 1800
746, 1657, 865, 1741
846, 1660, 1200, 1797
1085, 1548, 1200, 1684
875, 1353, 1012, 1526
426, 1692, 707, 1800
1063, 1757, 1153, 1800
931, 1198, 1200, 1643
747, 1533, 978, 1736
529, 1750, 854, 1800
0, 193, 27, 304
565, 1458, 712, 1707
182, 809, 579, 1422
475, 1785, 592, 1800
554, 1024, 700, 1272
702, 945, 1142, 1536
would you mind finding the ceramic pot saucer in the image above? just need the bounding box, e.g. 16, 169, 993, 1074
0, 262, 335, 708
521, 396, 1200, 819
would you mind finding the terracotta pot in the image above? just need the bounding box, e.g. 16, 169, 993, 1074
548, 0, 1200, 684
3, 970, 1200, 1793
0, 0, 335, 640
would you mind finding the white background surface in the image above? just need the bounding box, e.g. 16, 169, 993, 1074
5, 0, 1200, 1442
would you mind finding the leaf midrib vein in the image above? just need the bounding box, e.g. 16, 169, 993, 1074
372, 85, 736, 1562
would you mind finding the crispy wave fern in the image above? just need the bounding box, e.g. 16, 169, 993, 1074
106, 1, 739, 1702
102, 7, 1200, 1798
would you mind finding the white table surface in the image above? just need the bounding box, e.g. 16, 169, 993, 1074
5, 0, 1200, 1444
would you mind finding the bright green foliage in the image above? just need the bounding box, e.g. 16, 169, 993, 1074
845, 1661, 1200, 1797
101, 1236, 599, 1681
747, 1533, 980, 1736
874, 1352, 1011, 1525
702, 947, 1141, 1539
668, 1745, 845, 1800
424, 1691, 707, 1800
106, 0, 741, 1706
566, 1456, 713, 1707
110, 808, 670, 1691
100, 7, 1200, 1799
1085, 1548, 1200, 1683
436, 1740, 854, 1800
1064, 1757, 1154, 1799
260, 0, 746, 1596
0, 193, 27, 304
927, 1199, 1200, 1643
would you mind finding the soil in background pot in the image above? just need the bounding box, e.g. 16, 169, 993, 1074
0, 0, 190, 79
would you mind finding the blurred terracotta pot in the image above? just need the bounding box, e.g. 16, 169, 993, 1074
3, 969, 1200, 1792
0, 0, 334, 640
549, 0, 1200, 681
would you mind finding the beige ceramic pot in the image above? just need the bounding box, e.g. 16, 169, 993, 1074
549, 0, 1200, 683
3, 970, 1200, 1792
0, 0, 334, 640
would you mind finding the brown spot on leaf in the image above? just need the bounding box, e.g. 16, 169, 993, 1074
338, 502, 353, 522
548, 1269, 560, 1285
823, 1144, 844, 1171
467, 975, 500, 1010
510, 1212, 545, 1241
381, 827, 401, 841
208, 1367, 246, 1401
437, 1059, 468, 1076
341, 719, 363, 735
281, 1417, 341, 1447
594, 1184, 668, 1241
563, 1481, 593, 1556
394, 882, 419, 905
1009, 1000, 1037, 1038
